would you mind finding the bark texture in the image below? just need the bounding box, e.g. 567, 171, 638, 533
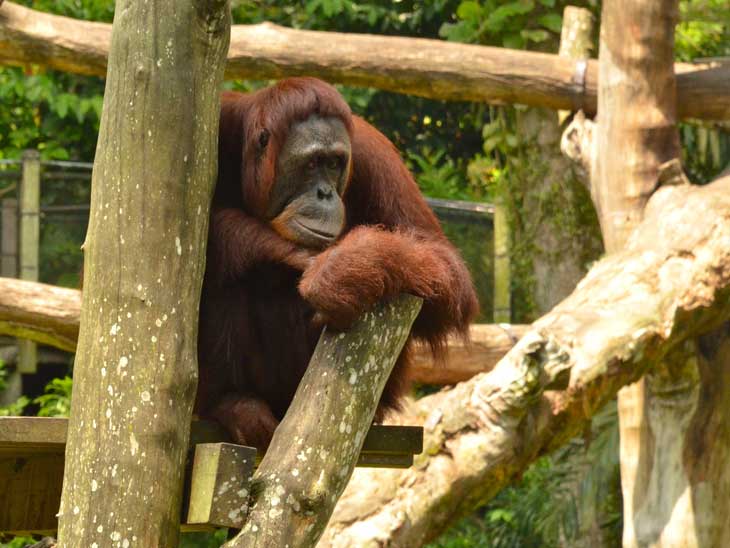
56, 0, 230, 546
227, 295, 422, 548
318, 174, 730, 547
0, 1, 729, 120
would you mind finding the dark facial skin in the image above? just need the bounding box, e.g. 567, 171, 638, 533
267, 116, 351, 249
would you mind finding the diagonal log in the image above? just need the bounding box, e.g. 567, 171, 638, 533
318, 174, 730, 547
0, 1, 729, 121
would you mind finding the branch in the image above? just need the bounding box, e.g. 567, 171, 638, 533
319, 174, 730, 547
0, 278, 524, 384
1, 1, 728, 120
227, 295, 422, 548
0, 278, 80, 352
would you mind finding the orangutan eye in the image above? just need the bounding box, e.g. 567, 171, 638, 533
326, 156, 341, 171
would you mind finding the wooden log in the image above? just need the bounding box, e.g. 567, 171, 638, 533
0, 278, 80, 352
410, 324, 528, 384
227, 295, 422, 548
0, 277, 528, 385
0, 2, 728, 121
0, 417, 423, 534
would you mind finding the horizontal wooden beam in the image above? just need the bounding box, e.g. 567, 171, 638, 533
0, 278, 525, 384
0, 417, 423, 534
0, 1, 728, 120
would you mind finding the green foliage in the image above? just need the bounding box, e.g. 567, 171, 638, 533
34, 376, 73, 417
676, 0, 730, 61
0, 536, 36, 548
0, 360, 30, 416
0, 67, 103, 162
179, 530, 229, 548
439, 0, 591, 50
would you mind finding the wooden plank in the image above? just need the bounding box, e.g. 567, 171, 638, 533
361, 425, 422, 455
0, 454, 64, 534
0, 417, 423, 533
0, 417, 423, 457
186, 443, 256, 528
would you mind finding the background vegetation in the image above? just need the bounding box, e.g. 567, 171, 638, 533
0, 0, 728, 547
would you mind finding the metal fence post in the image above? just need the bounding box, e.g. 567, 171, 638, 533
1, 197, 18, 277
493, 200, 511, 323
18, 149, 40, 374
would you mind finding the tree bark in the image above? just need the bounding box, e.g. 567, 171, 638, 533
1, 1, 729, 121
227, 295, 422, 548
56, 0, 229, 546
318, 174, 730, 547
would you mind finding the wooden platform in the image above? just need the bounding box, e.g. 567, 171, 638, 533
0, 417, 422, 535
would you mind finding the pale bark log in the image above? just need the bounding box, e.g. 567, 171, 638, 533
409, 324, 528, 385
56, 0, 230, 546
593, 0, 681, 254
0, 278, 79, 352
589, 1, 716, 547
227, 295, 422, 548
319, 174, 730, 547
0, 278, 524, 385
1, 1, 729, 121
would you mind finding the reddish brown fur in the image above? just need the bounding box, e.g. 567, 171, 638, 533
197, 77, 478, 450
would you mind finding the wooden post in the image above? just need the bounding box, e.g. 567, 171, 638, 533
492, 201, 510, 323
18, 149, 39, 374
56, 0, 230, 546
558, 6, 594, 125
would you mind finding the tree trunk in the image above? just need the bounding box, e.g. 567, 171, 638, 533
319, 174, 730, 547
227, 296, 421, 548
56, 0, 229, 546
1, 1, 729, 121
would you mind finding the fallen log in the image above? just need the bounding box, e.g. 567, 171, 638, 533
0, 2, 728, 120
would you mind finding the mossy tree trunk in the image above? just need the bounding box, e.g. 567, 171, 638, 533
56, 0, 229, 546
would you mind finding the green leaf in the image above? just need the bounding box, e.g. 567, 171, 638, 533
502, 32, 526, 49
537, 13, 562, 32
538, 0, 556, 6
456, 1, 482, 21
521, 29, 550, 43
